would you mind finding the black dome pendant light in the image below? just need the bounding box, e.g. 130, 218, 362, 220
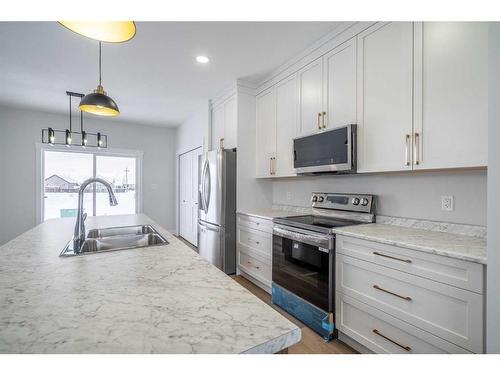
80, 41, 120, 117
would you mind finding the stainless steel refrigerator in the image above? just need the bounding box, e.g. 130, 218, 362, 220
198, 149, 236, 274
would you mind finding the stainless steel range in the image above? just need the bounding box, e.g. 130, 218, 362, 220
272, 192, 375, 340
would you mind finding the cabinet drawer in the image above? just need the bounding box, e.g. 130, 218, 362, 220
336, 254, 483, 353
336, 293, 470, 353
237, 225, 272, 260
237, 214, 273, 234
336, 235, 483, 293
238, 250, 272, 287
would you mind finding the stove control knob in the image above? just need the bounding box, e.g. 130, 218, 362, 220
352, 198, 360, 205
312, 195, 318, 202
318, 196, 324, 203
361, 198, 369, 206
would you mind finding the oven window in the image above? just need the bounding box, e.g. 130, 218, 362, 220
294, 127, 348, 168
272, 235, 331, 312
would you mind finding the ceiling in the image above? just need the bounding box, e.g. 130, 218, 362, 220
0, 22, 343, 127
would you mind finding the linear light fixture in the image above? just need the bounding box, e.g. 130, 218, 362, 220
41, 91, 108, 148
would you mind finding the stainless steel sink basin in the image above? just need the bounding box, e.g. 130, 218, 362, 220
80, 233, 167, 253
60, 224, 169, 257
87, 224, 156, 238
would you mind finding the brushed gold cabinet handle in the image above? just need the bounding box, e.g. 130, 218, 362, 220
373, 284, 412, 301
269, 157, 273, 175
414, 132, 420, 165
404, 134, 410, 166
372, 329, 412, 352
373, 251, 412, 264
322, 111, 327, 129
317, 113, 322, 129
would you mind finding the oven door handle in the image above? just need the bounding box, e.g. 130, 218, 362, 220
273, 226, 332, 250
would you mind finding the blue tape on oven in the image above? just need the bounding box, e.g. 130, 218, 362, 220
272, 282, 334, 340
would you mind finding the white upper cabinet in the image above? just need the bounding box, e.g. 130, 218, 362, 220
275, 74, 298, 177
255, 88, 276, 178
413, 22, 488, 169
298, 58, 324, 136
253, 21, 488, 177
223, 95, 237, 149
357, 22, 414, 173
211, 94, 237, 150
322, 37, 357, 129
211, 103, 224, 151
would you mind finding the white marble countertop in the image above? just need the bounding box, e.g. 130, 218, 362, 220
0, 214, 300, 353
333, 223, 487, 264
236, 209, 302, 220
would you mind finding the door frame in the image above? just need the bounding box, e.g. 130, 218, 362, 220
177, 145, 202, 244
35, 142, 144, 224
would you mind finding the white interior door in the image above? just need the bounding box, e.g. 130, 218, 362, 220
179, 147, 202, 246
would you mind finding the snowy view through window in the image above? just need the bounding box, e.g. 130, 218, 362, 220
43, 151, 137, 221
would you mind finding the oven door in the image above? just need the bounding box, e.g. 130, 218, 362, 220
272, 225, 334, 312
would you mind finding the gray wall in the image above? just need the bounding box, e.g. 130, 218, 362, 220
0, 105, 176, 245
487, 22, 500, 353
273, 169, 487, 226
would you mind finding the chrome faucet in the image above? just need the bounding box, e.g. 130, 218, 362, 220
74, 177, 118, 251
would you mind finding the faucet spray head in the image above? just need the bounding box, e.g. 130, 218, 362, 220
109, 194, 118, 206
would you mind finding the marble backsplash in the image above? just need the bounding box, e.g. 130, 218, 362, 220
272, 204, 486, 238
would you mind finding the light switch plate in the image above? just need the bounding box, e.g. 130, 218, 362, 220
286, 191, 292, 202
441, 196, 454, 211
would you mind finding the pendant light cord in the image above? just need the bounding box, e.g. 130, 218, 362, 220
99, 41, 102, 86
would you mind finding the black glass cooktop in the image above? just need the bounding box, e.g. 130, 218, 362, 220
274, 215, 359, 234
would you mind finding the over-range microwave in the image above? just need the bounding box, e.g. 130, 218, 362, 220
293, 124, 357, 174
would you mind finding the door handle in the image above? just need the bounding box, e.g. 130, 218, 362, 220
404, 134, 410, 166
317, 113, 322, 129
322, 112, 326, 129
414, 132, 420, 165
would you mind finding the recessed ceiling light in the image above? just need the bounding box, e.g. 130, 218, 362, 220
196, 55, 210, 64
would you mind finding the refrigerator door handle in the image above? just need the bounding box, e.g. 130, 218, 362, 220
204, 160, 211, 213
201, 159, 208, 213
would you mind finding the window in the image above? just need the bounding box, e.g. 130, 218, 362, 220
37, 145, 142, 222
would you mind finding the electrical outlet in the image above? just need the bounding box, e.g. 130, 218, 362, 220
286, 192, 292, 202
441, 196, 454, 211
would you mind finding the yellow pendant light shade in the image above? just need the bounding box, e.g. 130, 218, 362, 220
58, 21, 136, 43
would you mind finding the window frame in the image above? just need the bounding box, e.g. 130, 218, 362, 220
35, 143, 144, 224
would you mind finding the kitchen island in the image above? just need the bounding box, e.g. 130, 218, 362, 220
0, 214, 301, 353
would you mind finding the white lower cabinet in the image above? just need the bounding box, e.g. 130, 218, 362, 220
335, 234, 485, 353
337, 293, 470, 354
236, 213, 273, 292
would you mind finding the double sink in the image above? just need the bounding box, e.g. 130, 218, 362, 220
60, 224, 169, 257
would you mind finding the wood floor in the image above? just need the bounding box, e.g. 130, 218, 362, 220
232, 275, 357, 354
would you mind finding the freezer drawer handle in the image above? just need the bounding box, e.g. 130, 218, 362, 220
373, 284, 412, 301
372, 329, 412, 352
373, 251, 412, 264
199, 222, 220, 232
